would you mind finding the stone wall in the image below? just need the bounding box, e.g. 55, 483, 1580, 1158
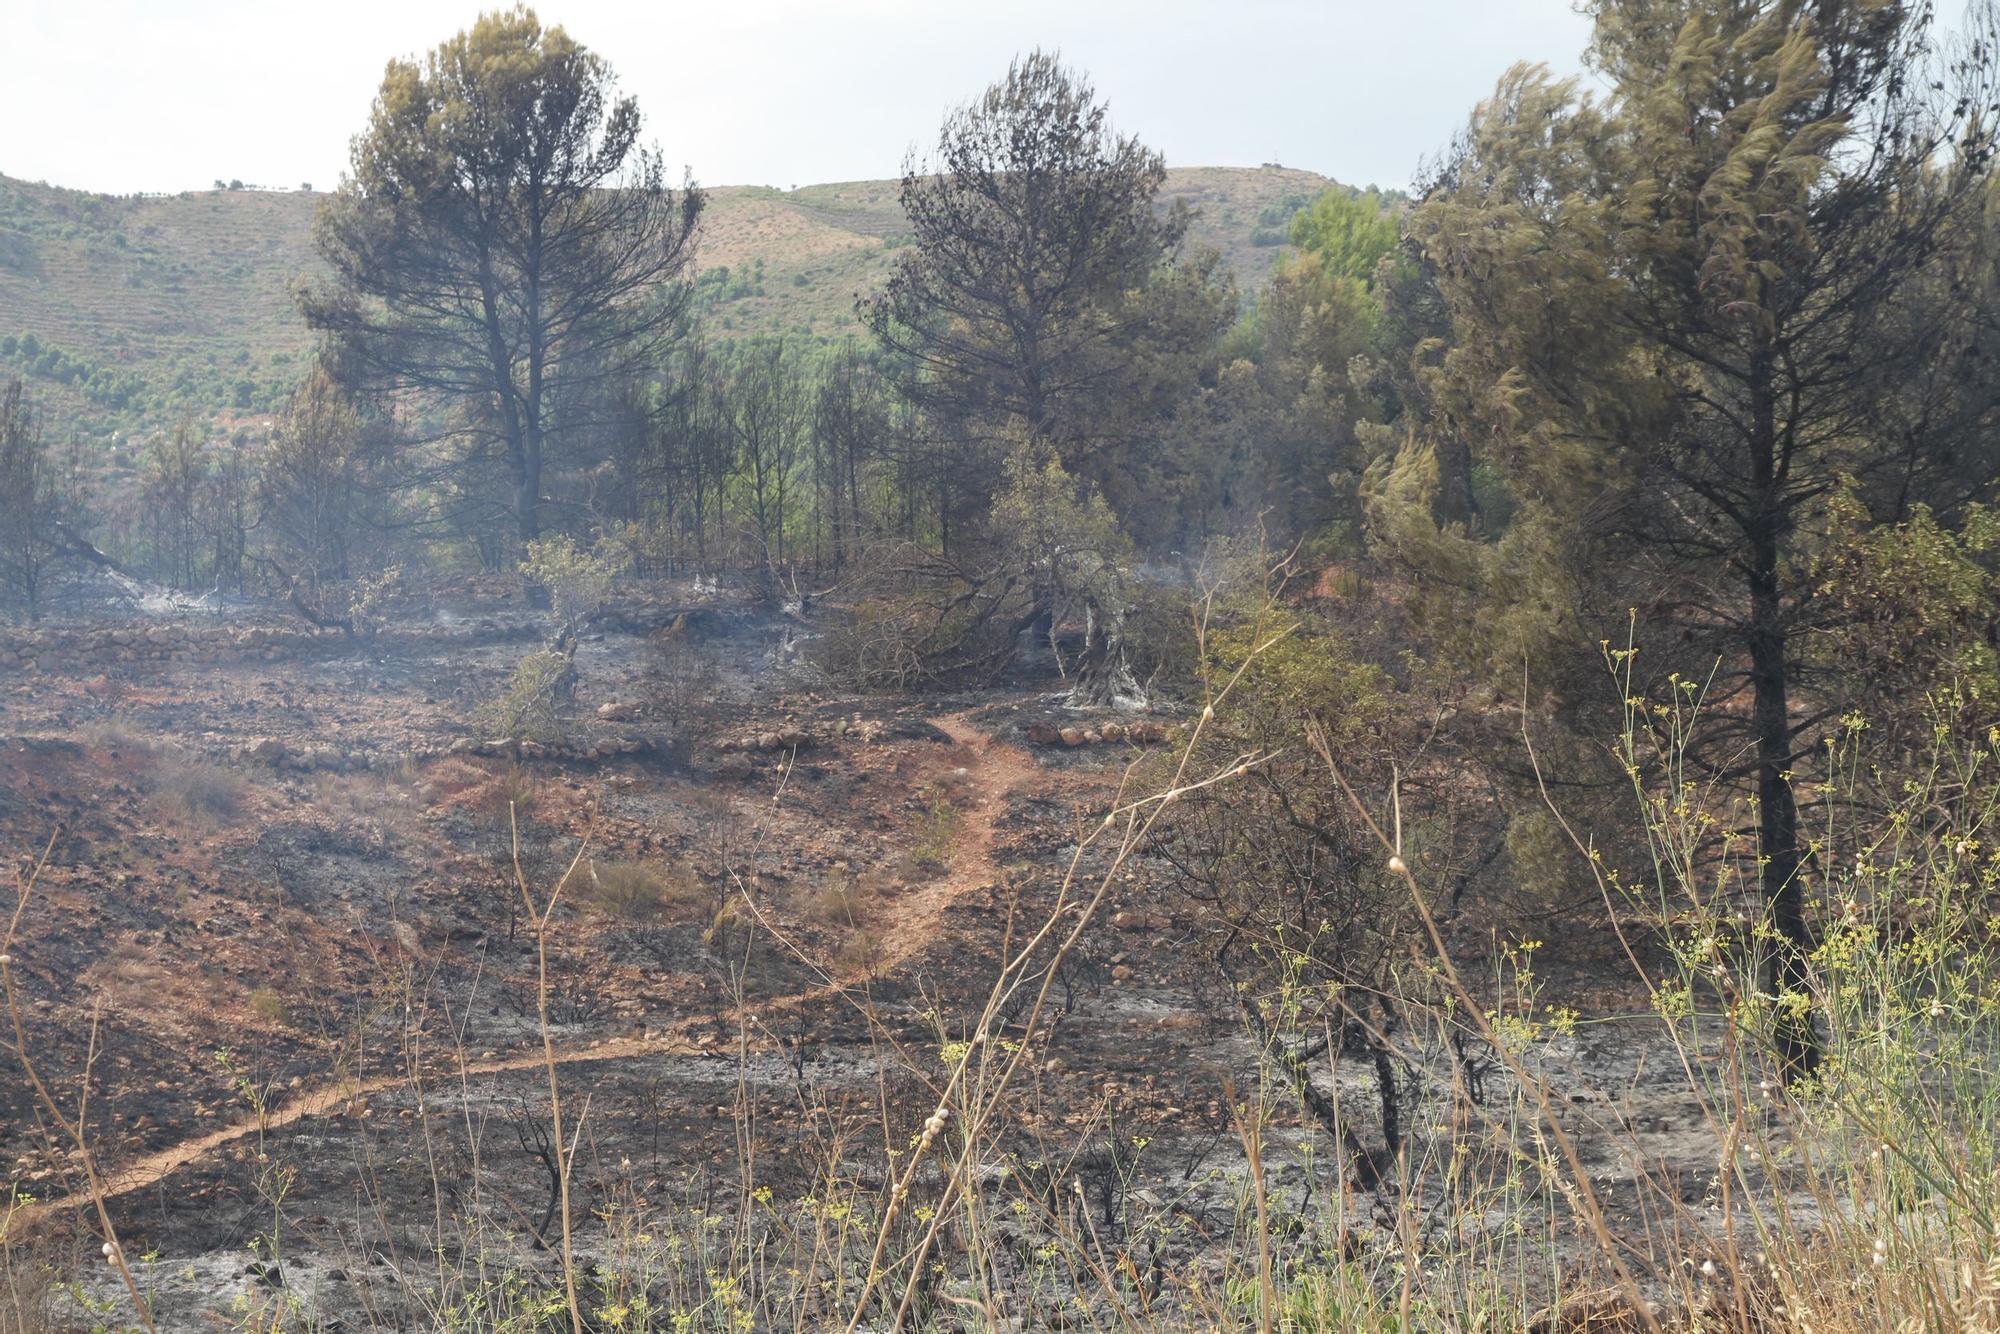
0, 617, 543, 671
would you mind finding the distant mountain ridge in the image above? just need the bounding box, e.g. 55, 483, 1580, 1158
0, 164, 1334, 441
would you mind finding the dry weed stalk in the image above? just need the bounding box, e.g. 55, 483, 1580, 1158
1311, 731, 1669, 1334
510, 802, 595, 1334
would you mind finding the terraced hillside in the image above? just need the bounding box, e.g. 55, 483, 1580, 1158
0, 182, 321, 440
0, 164, 1333, 439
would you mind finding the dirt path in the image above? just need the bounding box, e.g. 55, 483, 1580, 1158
9, 1031, 704, 1238
4, 711, 1045, 1240
871, 710, 1038, 968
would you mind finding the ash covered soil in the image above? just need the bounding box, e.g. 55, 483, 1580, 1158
0, 583, 1768, 1326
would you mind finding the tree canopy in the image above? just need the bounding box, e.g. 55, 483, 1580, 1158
862, 50, 1231, 525
1373, 0, 2000, 1075
305, 6, 704, 548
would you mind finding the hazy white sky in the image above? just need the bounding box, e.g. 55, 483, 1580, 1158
7, 1, 1588, 196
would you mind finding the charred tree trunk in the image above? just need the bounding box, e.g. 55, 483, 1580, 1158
1227, 984, 1387, 1195
1746, 357, 1819, 1083
1218, 942, 1390, 1194
1748, 520, 1818, 1081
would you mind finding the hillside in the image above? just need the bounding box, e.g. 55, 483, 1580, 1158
0, 181, 321, 441
0, 165, 1332, 441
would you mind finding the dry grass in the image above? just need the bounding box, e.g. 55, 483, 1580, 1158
307, 768, 419, 830
145, 753, 246, 831
582, 859, 705, 921
903, 784, 959, 875
482, 765, 540, 823
246, 985, 291, 1027
801, 863, 879, 925
0, 1240, 61, 1334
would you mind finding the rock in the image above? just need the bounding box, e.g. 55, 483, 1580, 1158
248, 737, 288, 765
1098, 722, 1125, 743
1058, 726, 1085, 747
712, 754, 755, 781
755, 731, 783, 752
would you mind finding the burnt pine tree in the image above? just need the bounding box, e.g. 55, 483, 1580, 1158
305, 7, 703, 551
260, 361, 364, 598
861, 52, 1228, 698
1373, 0, 2000, 1077
862, 50, 1210, 517
0, 380, 66, 622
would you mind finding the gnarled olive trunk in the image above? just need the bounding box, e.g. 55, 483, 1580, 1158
1065, 593, 1143, 710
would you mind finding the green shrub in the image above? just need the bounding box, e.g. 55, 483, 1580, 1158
480, 649, 575, 742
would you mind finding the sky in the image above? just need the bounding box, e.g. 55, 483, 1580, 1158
3, 0, 1607, 197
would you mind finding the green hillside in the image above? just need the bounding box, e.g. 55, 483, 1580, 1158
0, 164, 1333, 440
0, 180, 321, 441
